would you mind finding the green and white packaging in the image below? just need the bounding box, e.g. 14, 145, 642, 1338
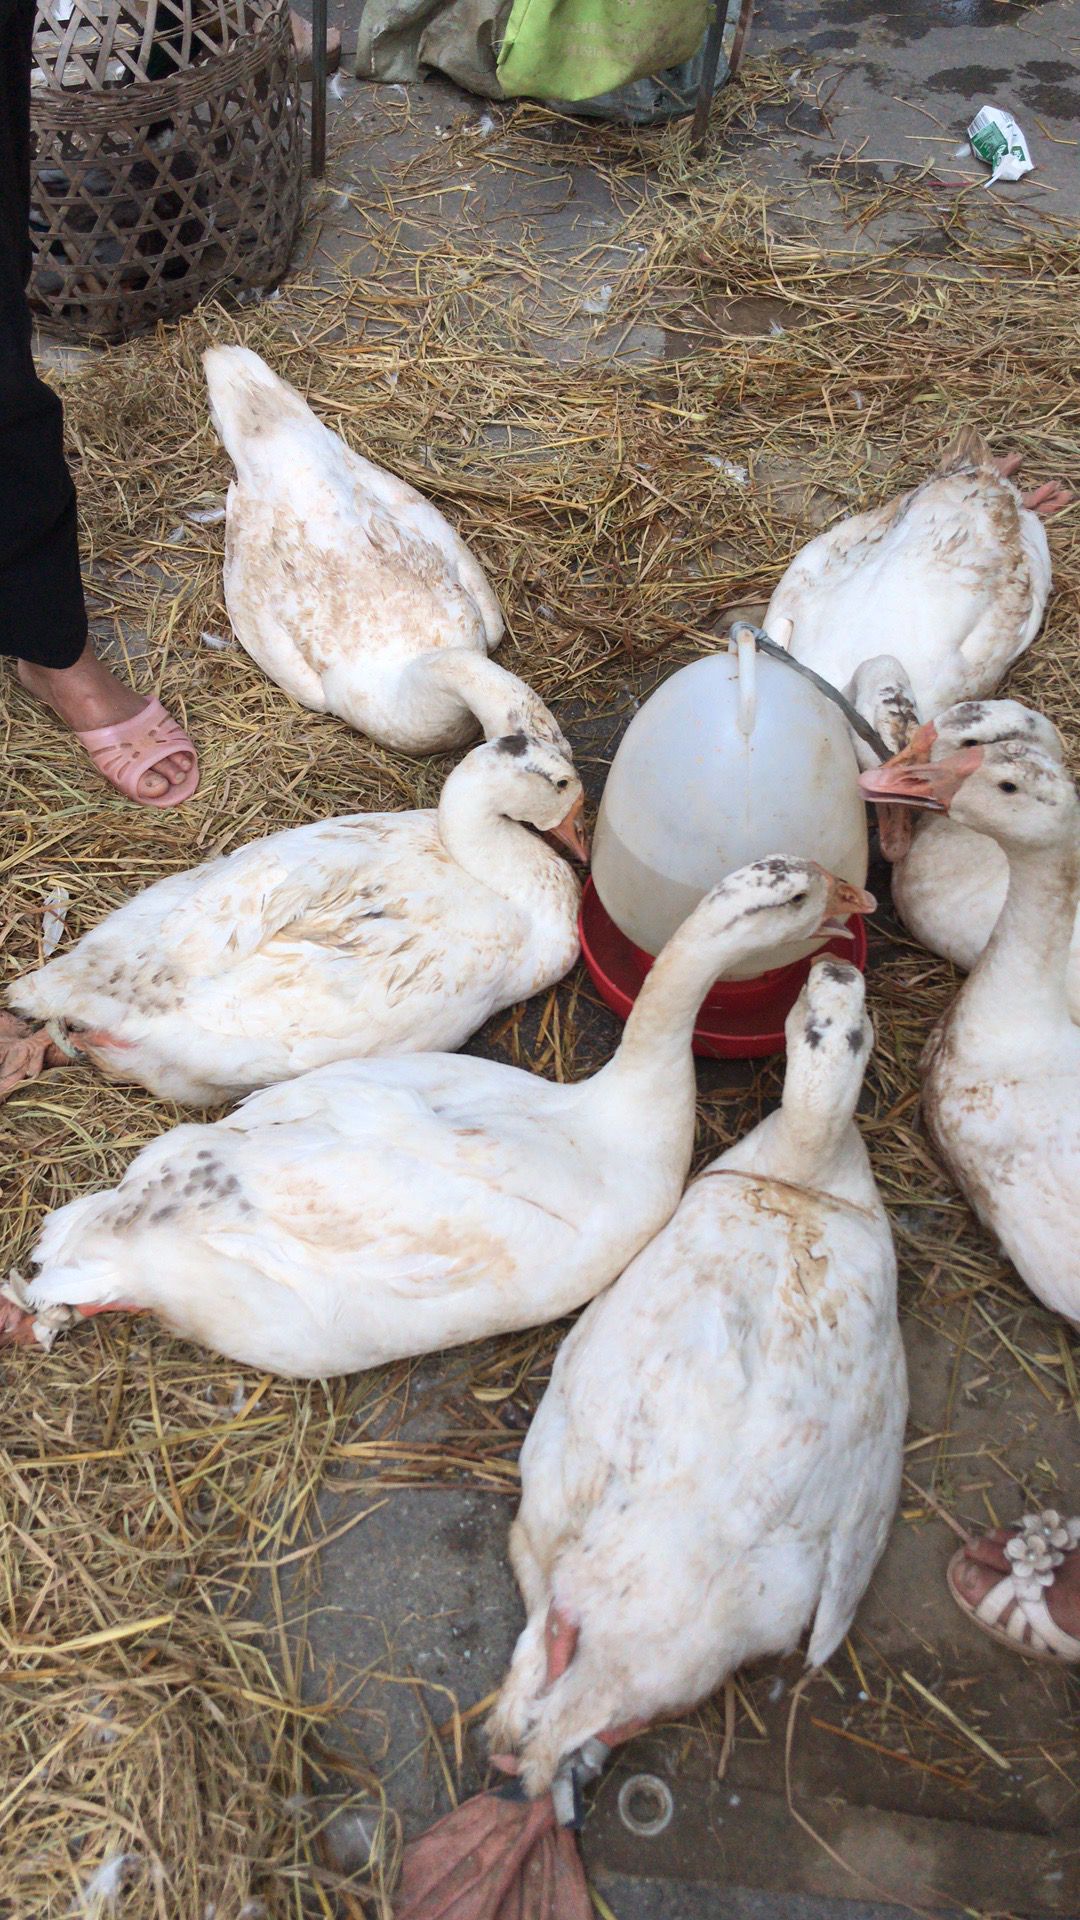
968, 104, 1033, 185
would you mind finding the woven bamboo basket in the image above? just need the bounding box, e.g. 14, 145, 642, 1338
29, 0, 303, 342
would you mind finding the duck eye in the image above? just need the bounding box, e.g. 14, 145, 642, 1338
998, 780, 1018, 793
791, 891, 808, 906
961, 738, 977, 748
555, 778, 569, 791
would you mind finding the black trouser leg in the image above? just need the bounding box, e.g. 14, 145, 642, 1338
0, 0, 88, 669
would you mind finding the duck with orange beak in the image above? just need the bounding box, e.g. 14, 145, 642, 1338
860, 737, 1080, 1327
394, 951, 900, 1920
766, 430, 1071, 718
2, 735, 588, 1107
862, 698, 1080, 1021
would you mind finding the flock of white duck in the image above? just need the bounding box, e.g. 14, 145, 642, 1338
3, 352, 1077, 1874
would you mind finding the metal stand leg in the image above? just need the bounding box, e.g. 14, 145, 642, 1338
692, 0, 754, 153
311, 0, 328, 178
729, 0, 754, 78
691, 9, 724, 152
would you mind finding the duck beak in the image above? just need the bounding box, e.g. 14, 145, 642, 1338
859, 745, 983, 814
817, 870, 876, 939
546, 795, 590, 863
864, 722, 940, 859
889, 720, 938, 766
877, 804, 915, 861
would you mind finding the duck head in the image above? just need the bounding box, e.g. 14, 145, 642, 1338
860, 737, 1078, 854
782, 955, 873, 1119
487, 734, 589, 861
846, 656, 921, 769
846, 656, 922, 860
683, 856, 875, 955
859, 697, 1067, 859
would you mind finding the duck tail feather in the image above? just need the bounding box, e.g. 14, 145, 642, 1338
937, 426, 992, 474
27, 1258, 123, 1312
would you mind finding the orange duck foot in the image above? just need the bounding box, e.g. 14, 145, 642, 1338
1021, 480, 1073, 519
395, 1788, 591, 1920
0, 1010, 75, 1102
0, 1295, 139, 1349
0, 1295, 42, 1347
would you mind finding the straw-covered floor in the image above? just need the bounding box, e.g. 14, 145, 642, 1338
2, 66, 1078, 1918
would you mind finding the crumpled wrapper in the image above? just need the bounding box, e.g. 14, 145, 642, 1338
968, 104, 1033, 185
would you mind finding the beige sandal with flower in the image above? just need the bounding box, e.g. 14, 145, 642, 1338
947, 1510, 1080, 1664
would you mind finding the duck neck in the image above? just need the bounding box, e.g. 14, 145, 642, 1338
583, 914, 758, 1144
766, 1066, 862, 1193
413, 650, 528, 741
955, 830, 1079, 1042
437, 761, 567, 905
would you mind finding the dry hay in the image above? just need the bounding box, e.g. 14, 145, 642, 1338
2, 59, 1080, 1917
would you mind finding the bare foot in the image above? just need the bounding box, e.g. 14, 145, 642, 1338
951, 1516, 1080, 1645
16, 647, 194, 801
1021, 480, 1073, 519
992, 451, 1024, 479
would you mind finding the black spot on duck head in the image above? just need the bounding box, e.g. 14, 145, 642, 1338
496, 732, 529, 757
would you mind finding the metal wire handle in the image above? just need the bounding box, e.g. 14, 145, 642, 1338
728, 621, 892, 764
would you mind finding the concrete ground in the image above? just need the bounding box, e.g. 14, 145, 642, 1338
262, 6, 1080, 1917
751, 0, 1080, 218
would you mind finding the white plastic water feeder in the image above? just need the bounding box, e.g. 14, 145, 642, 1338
580, 624, 871, 1056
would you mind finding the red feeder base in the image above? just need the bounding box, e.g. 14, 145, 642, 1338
579, 876, 869, 1060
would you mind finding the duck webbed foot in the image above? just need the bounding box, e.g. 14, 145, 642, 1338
0, 1294, 42, 1347
394, 1784, 592, 1920
1021, 481, 1073, 519
0, 1011, 76, 1102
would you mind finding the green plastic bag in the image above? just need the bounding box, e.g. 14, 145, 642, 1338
496, 0, 707, 104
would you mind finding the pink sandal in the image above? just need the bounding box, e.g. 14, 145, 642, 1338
76, 697, 199, 807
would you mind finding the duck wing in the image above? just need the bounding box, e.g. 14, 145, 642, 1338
27, 1057, 599, 1375
521, 1171, 902, 1587
339, 439, 504, 650
13, 815, 434, 1021
769, 470, 1050, 711
927, 1072, 1080, 1324
223, 410, 502, 709
152, 814, 439, 977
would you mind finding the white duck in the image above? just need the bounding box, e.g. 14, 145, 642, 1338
3, 860, 873, 1371
861, 740, 1080, 1327
845, 666, 1080, 1020
844, 654, 922, 860
205, 345, 565, 754
765, 432, 1068, 717
393, 961, 905, 1919
3, 736, 587, 1107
